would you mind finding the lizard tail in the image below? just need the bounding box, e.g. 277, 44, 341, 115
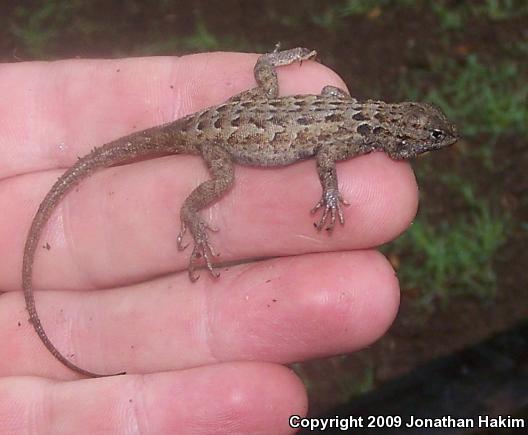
22, 126, 195, 377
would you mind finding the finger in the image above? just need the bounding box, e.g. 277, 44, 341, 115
1, 150, 416, 290
2, 250, 398, 378
0, 53, 341, 177
0, 362, 306, 435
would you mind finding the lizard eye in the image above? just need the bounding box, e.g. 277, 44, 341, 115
431, 129, 445, 141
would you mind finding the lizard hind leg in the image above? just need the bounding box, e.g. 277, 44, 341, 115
177, 144, 234, 282
227, 47, 317, 103
253, 47, 317, 98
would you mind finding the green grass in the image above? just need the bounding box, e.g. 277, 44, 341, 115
432, 0, 528, 29
310, 0, 528, 30
8, 2, 254, 59
340, 0, 417, 15
308, 0, 417, 28
385, 178, 509, 305
10, 1, 86, 58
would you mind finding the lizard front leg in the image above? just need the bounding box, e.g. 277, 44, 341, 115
311, 146, 350, 231
178, 145, 234, 281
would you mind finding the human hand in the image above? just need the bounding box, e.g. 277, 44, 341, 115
0, 52, 415, 433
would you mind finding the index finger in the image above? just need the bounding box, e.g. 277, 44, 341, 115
0, 52, 345, 177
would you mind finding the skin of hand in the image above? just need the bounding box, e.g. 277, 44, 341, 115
0, 52, 415, 434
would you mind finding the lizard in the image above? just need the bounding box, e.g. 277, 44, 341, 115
22, 47, 458, 378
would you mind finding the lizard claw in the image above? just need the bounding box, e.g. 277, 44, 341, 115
188, 241, 220, 282
188, 244, 220, 282
180, 216, 221, 282
177, 223, 189, 251
311, 189, 349, 232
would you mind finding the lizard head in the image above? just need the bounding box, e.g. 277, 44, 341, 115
382, 102, 458, 159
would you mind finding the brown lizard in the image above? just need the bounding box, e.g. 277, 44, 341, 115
22, 47, 458, 378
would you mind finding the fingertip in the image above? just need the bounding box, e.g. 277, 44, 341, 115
143, 362, 308, 433
338, 153, 419, 247
346, 250, 400, 344
210, 250, 400, 363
